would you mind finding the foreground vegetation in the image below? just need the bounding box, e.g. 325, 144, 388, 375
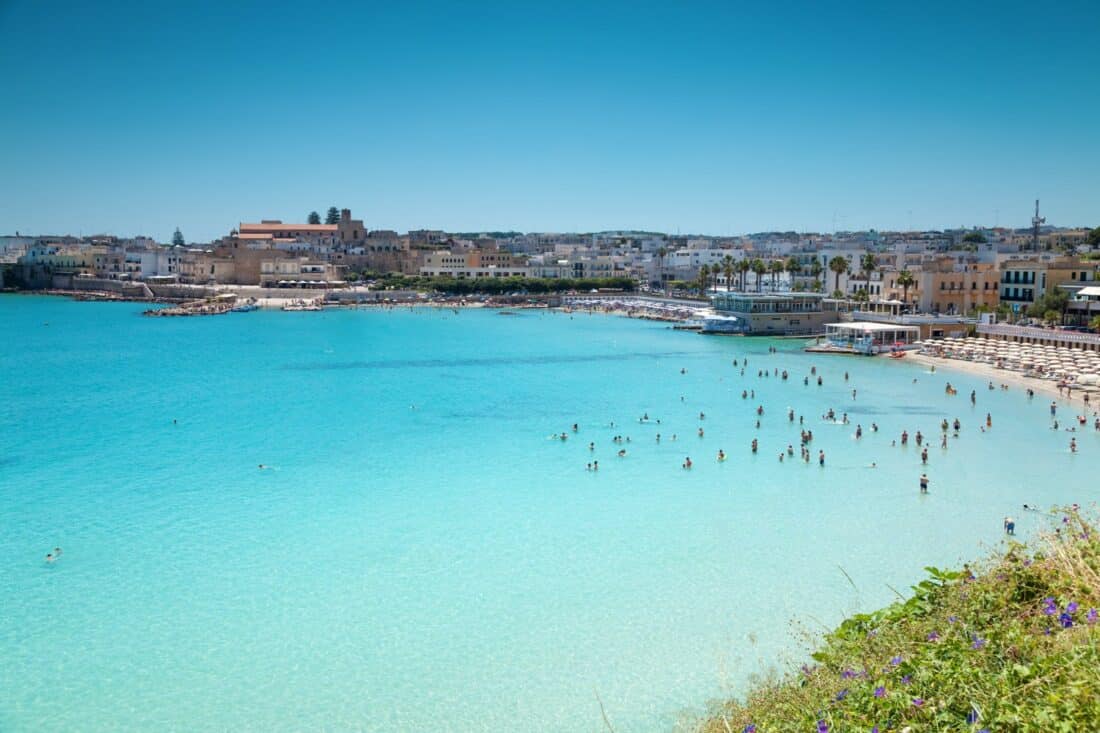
699, 511, 1100, 732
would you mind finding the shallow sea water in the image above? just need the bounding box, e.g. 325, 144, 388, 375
0, 295, 1092, 732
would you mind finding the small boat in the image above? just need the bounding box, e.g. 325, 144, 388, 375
699, 314, 746, 335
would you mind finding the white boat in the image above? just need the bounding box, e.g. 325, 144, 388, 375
699, 314, 746, 335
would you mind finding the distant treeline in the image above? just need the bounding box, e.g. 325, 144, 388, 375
356, 273, 636, 295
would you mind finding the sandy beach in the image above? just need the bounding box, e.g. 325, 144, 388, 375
904, 350, 1096, 408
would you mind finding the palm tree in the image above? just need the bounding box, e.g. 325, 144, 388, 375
809, 259, 823, 287
785, 256, 801, 283
859, 253, 876, 295
769, 259, 785, 291
696, 264, 710, 295
737, 259, 751, 292
751, 258, 767, 293
656, 247, 668, 289
722, 255, 734, 292
860, 253, 876, 278
828, 256, 849, 295
897, 269, 916, 307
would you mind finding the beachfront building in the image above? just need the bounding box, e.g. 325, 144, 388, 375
419, 249, 530, 279
999, 257, 1097, 314
259, 258, 343, 287
709, 292, 838, 335
1066, 285, 1100, 326
913, 258, 999, 315
818, 322, 920, 354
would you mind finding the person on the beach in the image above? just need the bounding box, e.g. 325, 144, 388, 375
921, 447, 928, 464
818, 450, 825, 467
986, 413, 992, 428
1004, 516, 1015, 535
919, 474, 929, 493
1051, 401, 1058, 417
855, 424, 862, 439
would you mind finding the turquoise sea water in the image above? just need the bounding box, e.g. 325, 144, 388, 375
0, 295, 1092, 732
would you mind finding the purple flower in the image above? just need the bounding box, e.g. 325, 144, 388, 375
1042, 599, 1057, 616
1023, 559, 1032, 566
948, 615, 958, 624
971, 635, 987, 650
926, 630, 940, 642
1063, 516, 1070, 524
1066, 602, 1079, 614
836, 688, 849, 701
801, 664, 815, 677
912, 697, 924, 707
874, 685, 886, 698
1060, 612, 1074, 628
743, 726, 756, 733
841, 668, 857, 679
900, 675, 911, 686
967, 707, 980, 724
1087, 608, 1098, 624
817, 720, 828, 733
889, 655, 903, 666
866, 629, 878, 638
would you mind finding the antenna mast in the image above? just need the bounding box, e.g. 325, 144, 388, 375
1031, 199, 1045, 251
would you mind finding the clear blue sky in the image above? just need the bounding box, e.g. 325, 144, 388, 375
2, 0, 1098, 242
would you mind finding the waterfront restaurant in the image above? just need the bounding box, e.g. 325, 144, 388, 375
822, 322, 920, 354
710, 292, 838, 335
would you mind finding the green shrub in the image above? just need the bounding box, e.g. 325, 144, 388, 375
698, 510, 1100, 732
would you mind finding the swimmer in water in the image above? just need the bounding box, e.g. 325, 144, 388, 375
818, 450, 825, 466
618, 449, 626, 457
717, 450, 726, 461
593, 460, 598, 471
1070, 438, 1077, 453
683, 457, 692, 469
919, 473, 929, 493
751, 438, 758, 453
869, 462, 877, 468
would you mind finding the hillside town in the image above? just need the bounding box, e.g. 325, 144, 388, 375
4, 204, 1100, 332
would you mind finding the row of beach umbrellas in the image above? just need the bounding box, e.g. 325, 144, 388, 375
918, 337, 1100, 387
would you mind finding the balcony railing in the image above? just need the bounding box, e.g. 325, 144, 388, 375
977, 323, 1100, 346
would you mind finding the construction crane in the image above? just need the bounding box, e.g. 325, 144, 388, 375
1031, 199, 1045, 251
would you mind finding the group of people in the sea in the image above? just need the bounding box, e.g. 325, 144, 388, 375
550, 344, 1097, 539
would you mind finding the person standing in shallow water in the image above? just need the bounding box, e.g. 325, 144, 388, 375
919, 473, 929, 493
1004, 516, 1015, 535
